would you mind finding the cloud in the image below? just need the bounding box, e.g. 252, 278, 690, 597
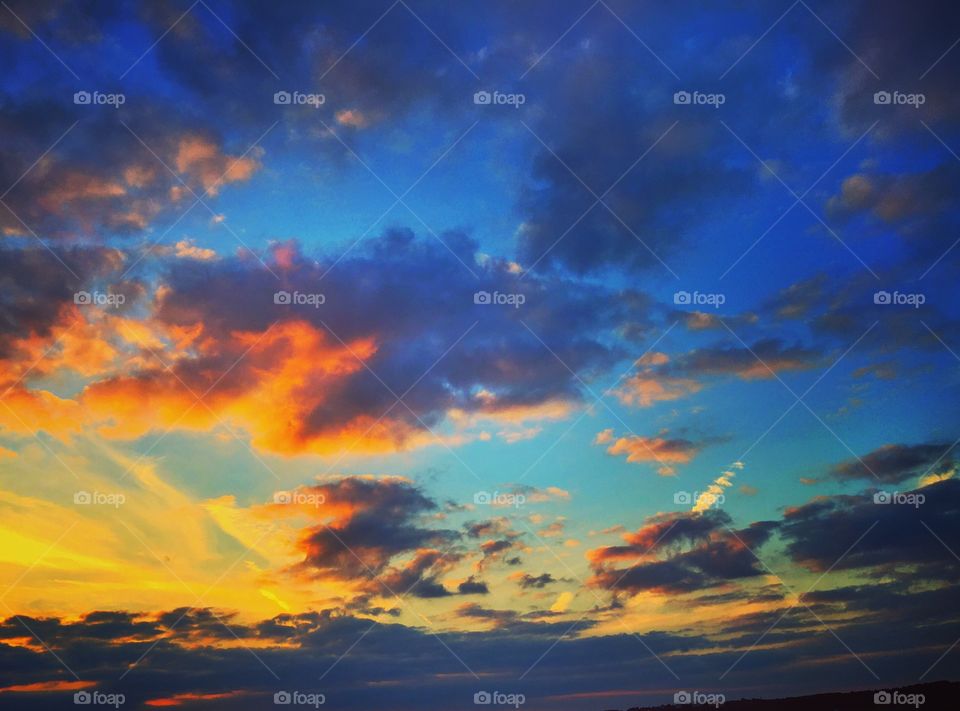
515, 72, 751, 275
614, 352, 703, 407
514, 573, 557, 589
0, 101, 261, 238
595, 428, 705, 474
40, 231, 647, 455
824, 164, 960, 262
1, 600, 957, 711
587, 510, 776, 594
830, 0, 960, 138
457, 576, 490, 595
0, 245, 125, 359
692, 467, 738, 513
828, 442, 956, 484
779, 479, 960, 580
668, 339, 821, 380
610, 338, 821, 414
263, 476, 458, 586
172, 135, 260, 196
372, 548, 471, 599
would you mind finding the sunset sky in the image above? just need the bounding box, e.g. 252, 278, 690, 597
1, 1, 959, 709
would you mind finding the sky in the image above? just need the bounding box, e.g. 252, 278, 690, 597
0, 1, 959, 709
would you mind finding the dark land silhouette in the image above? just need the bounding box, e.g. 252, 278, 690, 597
607, 681, 956, 710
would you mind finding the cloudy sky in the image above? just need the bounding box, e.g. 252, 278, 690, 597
0, 1, 959, 709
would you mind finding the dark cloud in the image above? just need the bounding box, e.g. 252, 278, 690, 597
516, 91, 751, 276
829, 442, 956, 483
669, 339, 821, 380
0, 245, 124, 357
779, 479, 960, 579
457, 576, 489, 595
373, 548, 463, 599
0, 97, 262, 239
762, 270, 960, 363
276, 477, 458, 581
80, 230, 646, 454
588, 510, 776, 594
2, 602, 958, 711
828, 0, 960, 138
516, 573, 556, 589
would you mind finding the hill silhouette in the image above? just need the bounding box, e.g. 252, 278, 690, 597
607, 681, 956, 710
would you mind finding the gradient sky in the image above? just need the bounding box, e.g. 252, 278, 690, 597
1, 1, 959, 710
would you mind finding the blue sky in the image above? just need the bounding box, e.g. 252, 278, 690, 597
0, 1, 959, 709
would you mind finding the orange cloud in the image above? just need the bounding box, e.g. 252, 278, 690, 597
0, 680, 94, 693
81, 320, 397, 455
615, 352, 701, 407
336, 109, 370, 128
596, 429, 699, 473
174, 136, 260, 196
145, 691, 250, 707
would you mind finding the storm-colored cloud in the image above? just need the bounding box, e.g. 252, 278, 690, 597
779, 479, 960, 579
267, 476, 458, 583
829, 441, 956, 484
588, 510, 776, 594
